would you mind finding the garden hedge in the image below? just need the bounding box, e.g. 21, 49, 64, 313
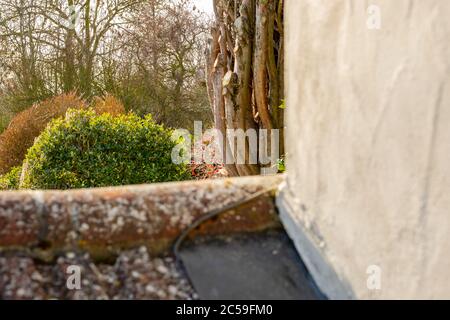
20, 109, 190, 190
0, 93, 126, 175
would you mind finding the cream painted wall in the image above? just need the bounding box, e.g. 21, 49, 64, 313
278, 0, 450, 299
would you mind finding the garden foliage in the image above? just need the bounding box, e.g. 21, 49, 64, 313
20, 109, 190, 190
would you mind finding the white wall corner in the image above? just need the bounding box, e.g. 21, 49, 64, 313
276, 183, 355, 300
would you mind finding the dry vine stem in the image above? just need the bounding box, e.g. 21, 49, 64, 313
206, 0, 285, 176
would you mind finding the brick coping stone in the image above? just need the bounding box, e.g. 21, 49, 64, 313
0, 175, 283, 260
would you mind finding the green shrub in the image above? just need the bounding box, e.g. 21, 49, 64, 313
0, 166, 22, 190
21, 109, 191, 190
0, 93, 126, 175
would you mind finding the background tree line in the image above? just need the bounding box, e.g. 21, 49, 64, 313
0, 0, 212, 132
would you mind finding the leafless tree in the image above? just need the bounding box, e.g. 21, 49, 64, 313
0, 0, 143, 103
0, 0, 212, 131
104, 0, 213, 128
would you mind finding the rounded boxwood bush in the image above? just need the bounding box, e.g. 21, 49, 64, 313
21, 109, 191, 190
0, 93, 126, 175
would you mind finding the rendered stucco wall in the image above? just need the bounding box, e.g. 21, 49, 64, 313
278, 0, 450, 299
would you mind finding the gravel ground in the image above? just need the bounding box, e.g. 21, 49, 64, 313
0, 247, 197, 300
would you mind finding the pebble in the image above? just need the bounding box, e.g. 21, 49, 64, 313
156, 265, 169, 275
0, 248, 197, 300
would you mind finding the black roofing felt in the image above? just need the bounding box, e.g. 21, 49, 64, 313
177, 230, 327, 300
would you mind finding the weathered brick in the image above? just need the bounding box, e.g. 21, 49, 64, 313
0, 192, 41, 247
0, 176, 283, 258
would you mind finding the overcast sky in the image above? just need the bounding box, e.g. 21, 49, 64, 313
194, 0, 214, 14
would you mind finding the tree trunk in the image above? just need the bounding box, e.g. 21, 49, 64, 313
207, 0, 284, 176
63, 0, 76, 92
